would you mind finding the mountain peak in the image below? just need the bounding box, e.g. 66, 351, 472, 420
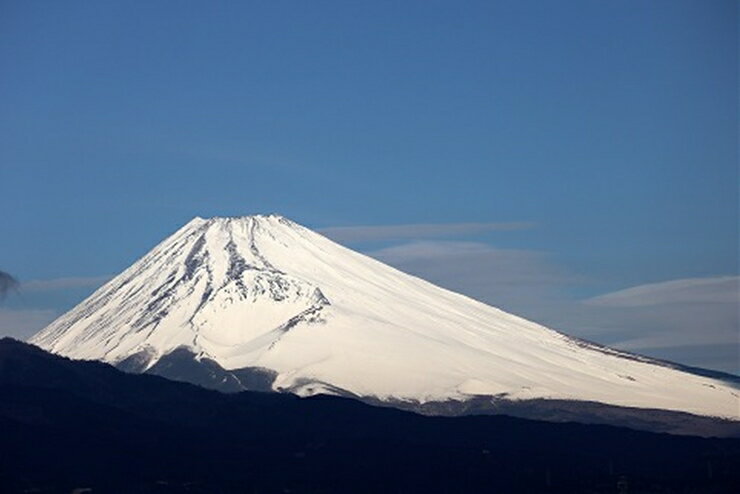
184, 213, 294, 226
180, 214, 303, 240
194, 213, 291, 223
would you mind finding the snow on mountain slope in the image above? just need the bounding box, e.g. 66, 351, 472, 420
30, 215, 739, 419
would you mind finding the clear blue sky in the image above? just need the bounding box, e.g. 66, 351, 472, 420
1, 1, 737, 370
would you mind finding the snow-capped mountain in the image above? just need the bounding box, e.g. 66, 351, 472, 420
30, 215, 738, 424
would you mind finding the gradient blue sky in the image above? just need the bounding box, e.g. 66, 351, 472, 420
1, 1, 737, 371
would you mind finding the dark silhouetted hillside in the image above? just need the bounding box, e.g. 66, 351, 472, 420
1, 338, 738, 493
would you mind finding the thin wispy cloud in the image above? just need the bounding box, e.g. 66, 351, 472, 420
370, 241, 573, 285
370, 241, 576, 315
579, 276, 739, 368
21, 276, 112, 293
585, 276, 739, 307
319, 222, 534, 244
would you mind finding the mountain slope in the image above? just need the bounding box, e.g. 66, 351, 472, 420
2, 338, 740, 493
30, 215, 739, 422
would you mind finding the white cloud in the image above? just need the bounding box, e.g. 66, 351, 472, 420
319, 222, 534, 243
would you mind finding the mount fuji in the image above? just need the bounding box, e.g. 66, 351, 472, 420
30, 215, 739, 433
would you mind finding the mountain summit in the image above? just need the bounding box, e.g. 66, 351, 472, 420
30, 215, 738, 427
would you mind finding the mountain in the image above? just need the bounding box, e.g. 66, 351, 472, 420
29, 215, 739, 434
2, 338, 739, 493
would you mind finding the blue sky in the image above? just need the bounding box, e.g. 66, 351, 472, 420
1, 1, 737, 371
